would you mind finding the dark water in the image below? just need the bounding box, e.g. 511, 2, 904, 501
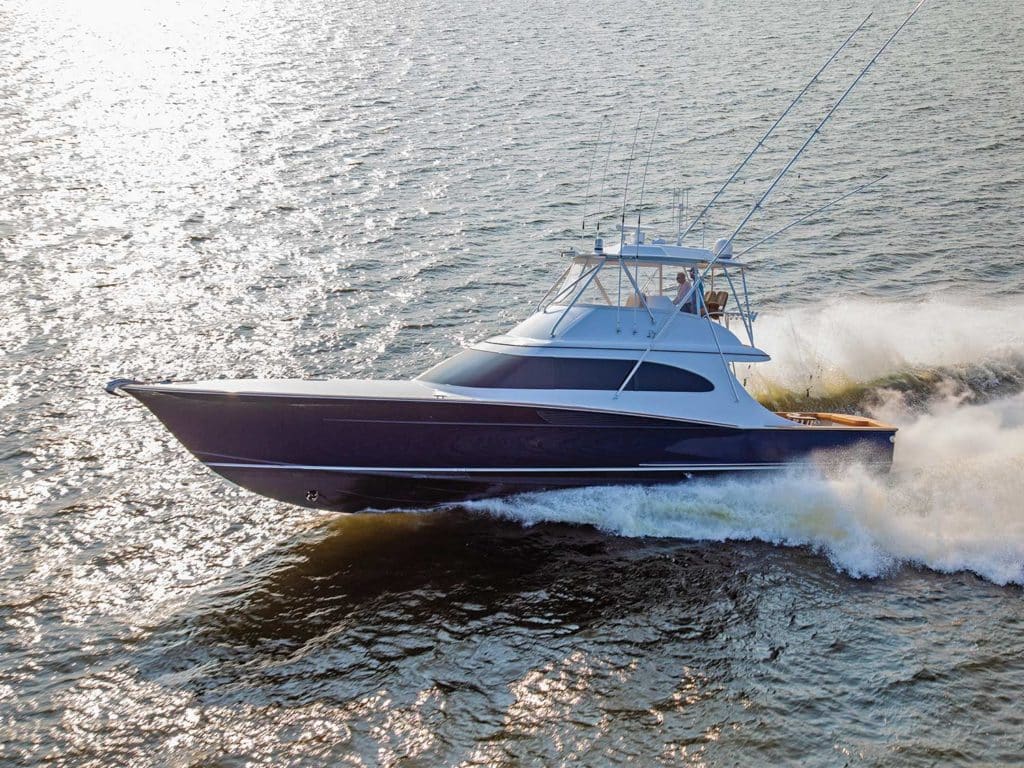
2, 0, 1023, 764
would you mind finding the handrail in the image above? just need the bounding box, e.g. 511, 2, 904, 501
549, 261, 604, 337
536, 261, 575, 310
718, 266, 752, 344
618, 256, 656, 327
542, 257, 595, 310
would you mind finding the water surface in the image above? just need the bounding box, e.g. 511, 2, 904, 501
1, 0, 1023, 764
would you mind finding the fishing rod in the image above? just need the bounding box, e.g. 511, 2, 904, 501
734, 174, 888, 258
678, 11, 873, 244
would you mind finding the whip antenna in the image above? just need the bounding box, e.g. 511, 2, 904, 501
616, 109, 644, 331
634, 109, 662, 244
631, 109, 662, 331
595, 123, 617, 235
618, 109, 645, 249
581, 119, 606, 236
679, 11, 872, 243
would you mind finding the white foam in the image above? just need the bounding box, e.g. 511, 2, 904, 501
470, 393, 1024, 585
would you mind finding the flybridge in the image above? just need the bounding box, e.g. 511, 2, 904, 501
535, 244, 760, 377
540, 223, 755, 344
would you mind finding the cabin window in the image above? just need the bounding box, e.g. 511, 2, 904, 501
418, 350, 714, 392
625, 362, 715, 392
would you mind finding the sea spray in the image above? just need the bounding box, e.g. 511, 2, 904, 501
739, 296, 1024, 408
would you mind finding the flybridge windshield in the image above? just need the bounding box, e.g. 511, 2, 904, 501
544, 256, 745, 312
418, 350, 714, 392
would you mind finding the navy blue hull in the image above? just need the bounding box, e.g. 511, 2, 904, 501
210, 465, 770, 511
124, 388, 895, 512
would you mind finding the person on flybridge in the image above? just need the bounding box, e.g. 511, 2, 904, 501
673, 271, 697, 313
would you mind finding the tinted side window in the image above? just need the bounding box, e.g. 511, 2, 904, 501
420, 351, 714, 392
420, 350, 631, 389
629, 362, 715, 392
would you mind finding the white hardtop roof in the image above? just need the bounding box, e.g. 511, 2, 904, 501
595, 241, 749, 269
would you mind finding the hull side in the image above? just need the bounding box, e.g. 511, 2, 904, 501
209, 465, 781, 513
125, 388, 896, 512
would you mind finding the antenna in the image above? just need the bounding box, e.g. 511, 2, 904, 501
672, 189, 679, 241
631, 109, 662, 332
618, 109, 645, 250
616, 109, 644, 332
735, 174, 888, 258
674, 188, 689, 244
581, 119, 605, 236
595, 122, 617, 236
679, 11, 872, 243
717, 0, 928, 258
634, 109, 662, 243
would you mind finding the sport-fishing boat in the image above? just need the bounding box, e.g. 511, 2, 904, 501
106, 234, 895, 512
106, 4, 927, 513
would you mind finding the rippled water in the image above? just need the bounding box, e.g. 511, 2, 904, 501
2, 0, 1023, 764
